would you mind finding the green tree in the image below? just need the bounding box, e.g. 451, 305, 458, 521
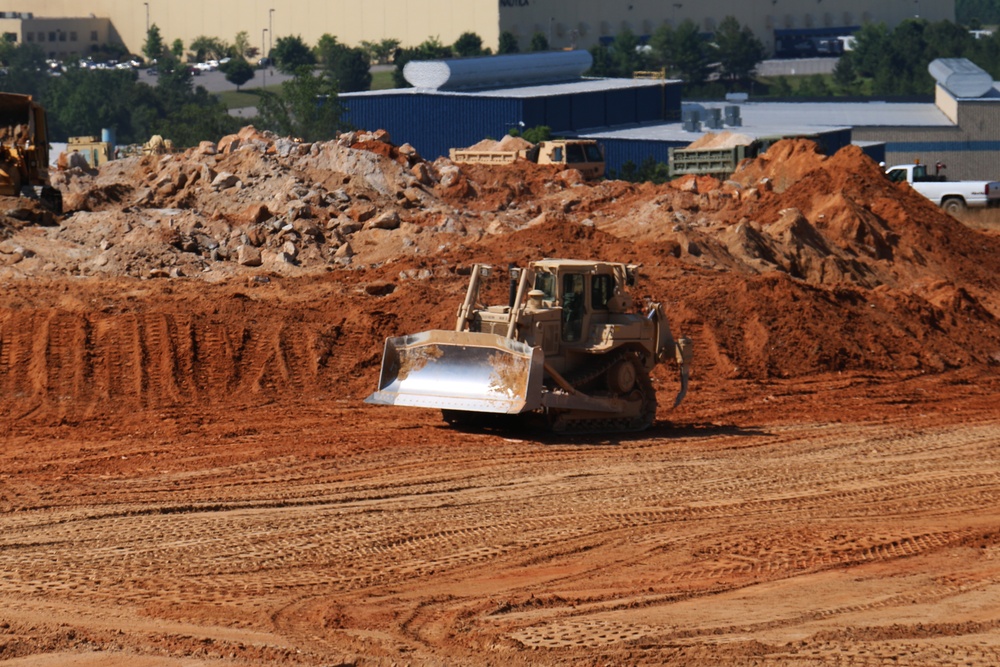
498, 31, 519, 54
453, 32, 485, 57
256, 67, 347, 141
798, 74, 831, 97
171, 38, 184, 59
233, 31, 251, 58
221, 57, 255, 90
359, 38, 400, 65
154, 94, 241, 148
529, 32, 549, 52
612, 157, 670, 184
0, 41, 48, 99
44, 68, 139, 140
586, 44, 614, 76
767, 76, 794, 97
672, 20, 711, 85
651, 19, 710, 85
611, 28, 644, 76
832, 55, 859, 94
189, 36, 229, 62
848, 23, 892, 81
143, 24, 166, 62
957, 0, 1000, 25
510, 125, 551, 143
272, 35, 316, 75
43, 59, 238, 146
713, 16, 766, 84
314, 34, 371, 92
330, 48, 371, 92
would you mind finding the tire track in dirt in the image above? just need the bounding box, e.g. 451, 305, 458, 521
4, 416, 1000, 664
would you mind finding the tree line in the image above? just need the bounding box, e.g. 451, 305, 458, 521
956, 0, 1000, 25
3, 13, 999, 148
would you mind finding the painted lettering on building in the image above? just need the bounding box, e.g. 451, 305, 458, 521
499, 0, 530, 7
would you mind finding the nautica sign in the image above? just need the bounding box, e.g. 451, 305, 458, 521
500, 0, 530, 6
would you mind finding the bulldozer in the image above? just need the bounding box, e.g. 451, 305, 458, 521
0, 93, 62, 214
366, 260, 692, 432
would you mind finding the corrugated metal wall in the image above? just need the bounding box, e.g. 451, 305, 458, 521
343, 93, 525, 162
342, 81, 682, 161
598, 138, 682, 176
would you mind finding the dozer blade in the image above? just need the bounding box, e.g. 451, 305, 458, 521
365, 330, 544, 414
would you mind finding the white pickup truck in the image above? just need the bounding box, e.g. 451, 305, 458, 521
885, 163, 1000, 214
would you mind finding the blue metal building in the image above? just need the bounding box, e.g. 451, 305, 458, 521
341, 78, 682, 164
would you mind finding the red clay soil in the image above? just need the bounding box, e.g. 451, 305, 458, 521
2, 134, 1000, 665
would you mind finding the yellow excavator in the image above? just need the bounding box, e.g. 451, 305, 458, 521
0, 93, 62, 213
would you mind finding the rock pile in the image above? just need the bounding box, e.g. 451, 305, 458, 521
0, 126, 997, 415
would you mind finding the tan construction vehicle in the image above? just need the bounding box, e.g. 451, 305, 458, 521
449, 139, 606, 179
366, 259, 692, 432
0, 93, 62, 213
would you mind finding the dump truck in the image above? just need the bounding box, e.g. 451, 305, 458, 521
449, 139, 606, 179
884, 162, 1000, 215
668, 142, 762, 179
366, 259, 692, 433
0, 93, 62, 213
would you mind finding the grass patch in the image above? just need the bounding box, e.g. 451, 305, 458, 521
216, 70, 396, 110
216, 82, 286, 109
371, 69, 395, 90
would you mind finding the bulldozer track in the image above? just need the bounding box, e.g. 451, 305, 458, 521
548, 348, 659, 433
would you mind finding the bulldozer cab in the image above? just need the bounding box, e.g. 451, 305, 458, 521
531, 261, 635, 345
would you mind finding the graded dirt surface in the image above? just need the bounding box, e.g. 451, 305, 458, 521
2, 131, 1000, 665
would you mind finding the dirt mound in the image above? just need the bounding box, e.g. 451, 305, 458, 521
686, 130, 755, 149
0, 131, 998, 421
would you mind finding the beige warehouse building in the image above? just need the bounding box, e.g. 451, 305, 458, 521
0, 0, 954, 60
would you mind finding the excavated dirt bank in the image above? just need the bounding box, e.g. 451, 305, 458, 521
1, 129, 1000, 665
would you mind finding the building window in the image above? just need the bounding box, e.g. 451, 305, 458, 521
49, 31, 56, 41
58, 31, 66, 42
90, 30, 98, 41
38, 31, 45, 42
70, 31, 77, 41
2, 32, 16, 42
25, 32, 33, 41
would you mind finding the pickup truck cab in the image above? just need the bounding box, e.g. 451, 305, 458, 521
885, 162, 1000, 214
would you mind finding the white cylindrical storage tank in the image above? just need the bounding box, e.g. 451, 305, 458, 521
929, 58, 994, 98
403, 50, 593, 90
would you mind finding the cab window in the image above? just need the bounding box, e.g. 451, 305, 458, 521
562, 273, 586, 342
591, 274, 612, 310
566, 143, 586, 164
534, 271, 556, 301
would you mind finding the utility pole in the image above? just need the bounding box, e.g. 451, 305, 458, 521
143, 2, 149, 32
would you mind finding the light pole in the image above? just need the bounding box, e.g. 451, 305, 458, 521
143, 2, 149, 32
262, 28, 268, 88
269, 8, 274, 62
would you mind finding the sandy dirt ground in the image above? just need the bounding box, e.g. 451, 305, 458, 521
2, 371, 999, 666
2, 130, 1000, 665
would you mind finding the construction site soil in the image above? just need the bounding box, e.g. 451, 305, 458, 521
1, 129, 1000, 666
